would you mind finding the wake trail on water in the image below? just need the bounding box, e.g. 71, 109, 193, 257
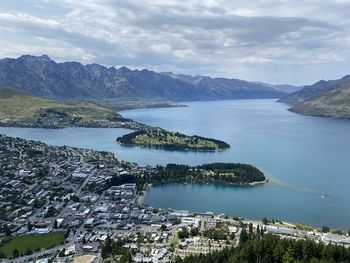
265, 171, 329, 197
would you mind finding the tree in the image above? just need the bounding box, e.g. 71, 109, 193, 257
45, 206, 56, 218
239, 228, 248, 244
105, 234, 112, 254
53, 219, 58, 229
178, 228, 190, 239
248, 223, 253, 239
262, 217, 268, 225
25, 248, 33, 255
120, 250, 132, 263
160, 224, 167, 231
12, 248, 19, 258
3, 224, 11, 236
59, 248, 66, 257
64, 228, 70, 239
321, 226, 330, 233
27, 220, 33, 231
101, 244, 107, 259
282, 247, 295, 263
191, 227, 199, 237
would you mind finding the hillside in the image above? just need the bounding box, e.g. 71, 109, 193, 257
278, 75, 350, 105
0, 55, 289, 101
290, 81, 350, 119
162, 73, 293, 99
0, 88, 137, 128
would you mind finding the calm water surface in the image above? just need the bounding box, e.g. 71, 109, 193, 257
1, 99, 350, 229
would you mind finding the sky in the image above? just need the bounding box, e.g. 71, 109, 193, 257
0, 0, 350, 85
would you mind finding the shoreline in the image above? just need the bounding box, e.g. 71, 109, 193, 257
140, 183, 348, 232
116, 141, 230, 152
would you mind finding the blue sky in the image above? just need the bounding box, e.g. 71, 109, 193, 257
1, 0, 350, 85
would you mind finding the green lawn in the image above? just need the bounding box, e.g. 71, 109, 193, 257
0, 232, 65, 258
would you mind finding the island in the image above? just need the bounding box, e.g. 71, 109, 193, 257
116, 129, 230, 151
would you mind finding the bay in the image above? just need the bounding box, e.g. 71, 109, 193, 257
1, 99, 350, 229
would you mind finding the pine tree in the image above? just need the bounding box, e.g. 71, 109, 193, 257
12, 248, 19, 258
248, 223, 253, 239
283, 247, 295, 263
27, 220, 33, 231
239, 227, 248, 244
53, 219, 58, 228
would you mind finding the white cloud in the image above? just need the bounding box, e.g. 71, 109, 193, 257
0, 0, 350, 85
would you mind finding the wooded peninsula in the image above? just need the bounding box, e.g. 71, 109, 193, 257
109, 162, 267, 189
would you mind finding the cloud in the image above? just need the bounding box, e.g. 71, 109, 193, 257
0, 0, 349, 85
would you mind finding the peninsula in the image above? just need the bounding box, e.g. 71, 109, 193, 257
110, 163, 266, 188
0, 88, 145, 130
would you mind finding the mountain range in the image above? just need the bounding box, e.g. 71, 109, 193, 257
279, 76, 350, 119
0, 55, 296, 102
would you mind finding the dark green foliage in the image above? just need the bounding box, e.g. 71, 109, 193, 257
174, 234, 350, 263
27, 221, 32, 232
26, 148, 42, 158
262, 217, 268, 225
36, 168, 49, 178
3, 225, 11, 237
12, 248, 19, 258
178, 228, 190, 239
101, 239, 131, 261
108, 162, 265, 188
45, 206, 56, 218
117, 130, 145, 144
191, 228, 199, 237
239, 228, 249, 244
58, 248, 65, 257
322, 226, 330, 233
203, 229, 227, 240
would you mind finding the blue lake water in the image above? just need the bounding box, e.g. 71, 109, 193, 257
1, 99, 350, 229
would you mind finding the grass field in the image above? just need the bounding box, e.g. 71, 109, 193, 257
0, 232, 65, 258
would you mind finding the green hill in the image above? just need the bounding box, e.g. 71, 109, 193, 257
290, 81, 350, 119
0, 88, 130, 127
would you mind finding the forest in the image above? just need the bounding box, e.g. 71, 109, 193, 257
174, 231, 350, 263
108, 162, 266, 191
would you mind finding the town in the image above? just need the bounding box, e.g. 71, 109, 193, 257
0, 134, 350, 263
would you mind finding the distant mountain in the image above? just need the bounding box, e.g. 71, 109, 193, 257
278, 75, 350, 105
290, 81, 350, 119
258, 83, 303, 94
162, 72, 292, 99
0, 55, 288, 101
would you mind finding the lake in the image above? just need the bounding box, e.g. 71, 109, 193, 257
1, 99, 350, 229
